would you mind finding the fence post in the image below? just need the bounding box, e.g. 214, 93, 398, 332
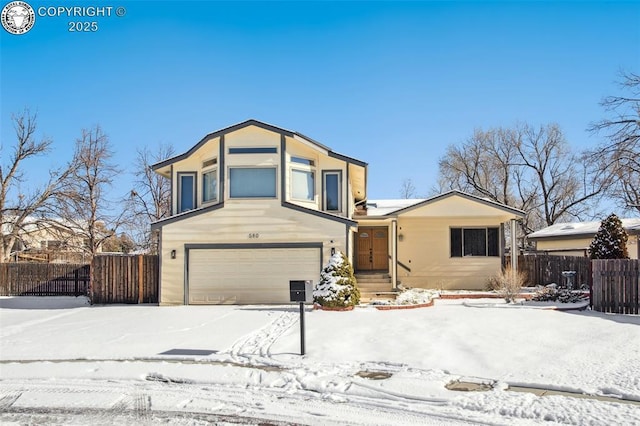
587, 260, 593, 310
138, 255, 144, 304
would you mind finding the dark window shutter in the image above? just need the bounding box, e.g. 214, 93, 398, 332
487, 227, 499, 257
450, 228, 462, 257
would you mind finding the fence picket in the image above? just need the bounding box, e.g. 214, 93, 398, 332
592, 259, 640, 314
89, 255, 158, 304
0, 263, 90, 296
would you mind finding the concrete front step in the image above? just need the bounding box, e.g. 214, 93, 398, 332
358, 283, 394, 291
355, 273, 391, 280
357, 278, 393, 285
360, 290, 398, 303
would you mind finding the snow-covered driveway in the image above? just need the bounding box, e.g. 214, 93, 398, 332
1, 296, 639, 425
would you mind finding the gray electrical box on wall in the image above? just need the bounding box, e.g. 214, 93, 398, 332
289, 280, 312, 303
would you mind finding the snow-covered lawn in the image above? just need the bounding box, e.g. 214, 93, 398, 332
1, 296, 639, 425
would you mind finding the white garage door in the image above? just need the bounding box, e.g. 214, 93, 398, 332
188, 247, 321, 304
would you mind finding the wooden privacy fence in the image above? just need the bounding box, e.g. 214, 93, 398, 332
0, 263, 90, 296
506, 255, 592, 288
592, 259, 640, 315
90, 254, 158, 304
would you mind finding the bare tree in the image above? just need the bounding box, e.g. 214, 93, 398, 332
399, 178, 417, 199
438, 123, 608, 234
52, 126, 122, 257
0, 110, 75, 262
438, 128, 525, 207
589, 71, 640, 214
125, 144, 173, 253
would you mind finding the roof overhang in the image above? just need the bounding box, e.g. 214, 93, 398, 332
151, 119, 367, 179
364, 191, 525, 219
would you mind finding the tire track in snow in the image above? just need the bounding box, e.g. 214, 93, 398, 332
228, 311, 298, 362
0, 392, 21, 411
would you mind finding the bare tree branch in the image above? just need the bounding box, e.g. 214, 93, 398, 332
0, 109, 76, 261
122, 143, 173, 253
51, 126, 123, 258
587, 71, 640, 214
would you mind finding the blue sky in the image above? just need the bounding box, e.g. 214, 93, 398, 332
1, 1, 639, 201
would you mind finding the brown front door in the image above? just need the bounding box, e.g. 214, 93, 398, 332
356, 227, 389, 271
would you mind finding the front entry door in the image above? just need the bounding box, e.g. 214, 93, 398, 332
356, 227, 389, 271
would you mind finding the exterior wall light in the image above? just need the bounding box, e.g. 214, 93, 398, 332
170, 250, 176, 259
398, 234, 404, 242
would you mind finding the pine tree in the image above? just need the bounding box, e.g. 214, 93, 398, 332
313, 251, 360, 308
589, 214, 629, 259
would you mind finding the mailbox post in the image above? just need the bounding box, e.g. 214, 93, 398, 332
289, 280, 312, 356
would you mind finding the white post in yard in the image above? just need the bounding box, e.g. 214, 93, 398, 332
510, 219, 518, 277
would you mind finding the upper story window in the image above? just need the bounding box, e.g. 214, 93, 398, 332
229, 147, 277, 154
450, 227, 499, 257
202, 169, 217, 203
323, 171, 342, 212
229, 167, 277, 198
290, 156, 315, 202
178, 172, 196, 213
202, 158, 218, 204
202, 158, 217, 168
291, 156, 315, 166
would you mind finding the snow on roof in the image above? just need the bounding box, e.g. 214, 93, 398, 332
528, 218, 640, 239
365, 199, 426, 216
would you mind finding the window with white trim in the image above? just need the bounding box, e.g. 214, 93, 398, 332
450, 227, 500, 257
202, 169, 217, 203
229, 167, 277, 198
290, 156, 315, 202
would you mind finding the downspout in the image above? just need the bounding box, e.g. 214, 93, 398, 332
392, 219, 398, 289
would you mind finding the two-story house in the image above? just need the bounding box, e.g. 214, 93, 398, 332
151, 120, 366, 304
152, 120, 525, 305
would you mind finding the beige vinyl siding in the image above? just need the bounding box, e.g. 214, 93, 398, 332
188, 247, 320, 304
397, 217, 504, 290
534, 238, 592, 257
226, 125, 281, 148
534, 236, 639, 259
159, 200, 348, 305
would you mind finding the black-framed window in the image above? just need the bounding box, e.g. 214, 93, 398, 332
178, 172, 196, 213
450, 227, 500, 257
323, 171, 341, 212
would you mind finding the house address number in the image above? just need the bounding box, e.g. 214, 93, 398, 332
248, 233, 260, 239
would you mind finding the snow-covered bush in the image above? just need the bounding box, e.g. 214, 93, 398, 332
395, 288, 436, 305
487, 266, 526, 303
589, 213, 629, 259
532, 283, 587, 303
313, 251, 360, 308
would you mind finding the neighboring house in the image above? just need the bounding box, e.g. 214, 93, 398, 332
3, 217, 99, 262
527, 218, 640, 259
151, 120, 525, 305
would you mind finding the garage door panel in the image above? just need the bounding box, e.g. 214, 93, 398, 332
188, 247, 320, 304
